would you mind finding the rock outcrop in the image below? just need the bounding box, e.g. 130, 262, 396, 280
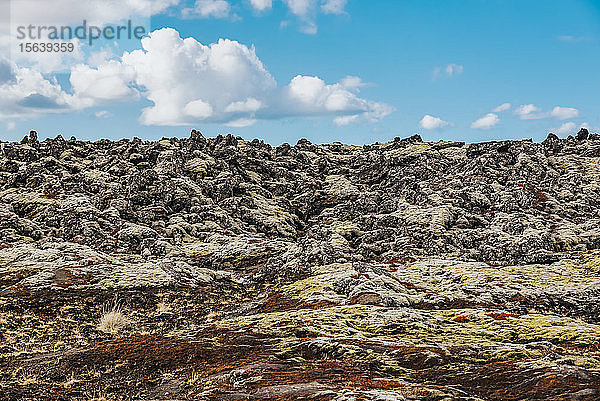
1, 130, 599, 400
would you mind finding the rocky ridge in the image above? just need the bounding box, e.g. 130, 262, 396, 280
1, 129, 600, 400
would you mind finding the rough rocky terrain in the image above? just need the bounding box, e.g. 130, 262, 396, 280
1, 128, 600, 400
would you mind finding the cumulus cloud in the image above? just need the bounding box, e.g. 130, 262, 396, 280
0, 28, 392, 126
284, 74, 392, 119
514, 104, 542, 120
550, 106, 579, 120
71, 28, 392, 126
554, 122, 577, 136
419, 115, 449, 130
8, 0, 179, 29
492, 103, 511, 113
471, 113, 499, 129
224, 98, 262, 113
70, 60, 138, 107
182, 0, 231, 18
267, 0, 347, 34
0, 58, 76, 120
4, 0, 178, 74
515, 104, 580, 121
250, 0, 272, 11
118, 29, 277, 125
283, 0, 315, 16
581, 122, 600, 134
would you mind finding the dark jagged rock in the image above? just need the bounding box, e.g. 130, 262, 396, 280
1, 131, 600, 400
577, 127, 590, 141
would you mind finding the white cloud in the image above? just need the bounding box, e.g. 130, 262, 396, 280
557, 35, 589, 43
70, 60, 138, 106
492, 103, 511, 113
514, 104, 542, 120
7, 37, 85, 74
471, 113, 499, 129
581, 122, 600, 134
445, 64, 463, 77
514, 104, 580, 121
279, 0, 347, 34
0, 28, 393, 126
225, 118, 258, 127
284, 74, 393, 121
554, 122, 577, 136
183, 0, 231, 18
183, 99, 214, 119
321, 0, 347, 14
4, 0, 178, 74
94, 110, 111, 118
9, 0, 179, 26
225, 98, 262, 113
550, 106, 579, 120
6, 121, 16, 131
300, 21, 318, 34
250, 0, 272, 11
339, 75, 368, 91
284, 0, 315, 16
119, 29, 276, 125
0, 58, 76, 120
92, 28, 392, 126
419, 115, 449, 130
333, 114, 359, 126
244, 0, 348, 34
433, 64, 463, 80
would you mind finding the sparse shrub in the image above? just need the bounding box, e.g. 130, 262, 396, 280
156, 302, 171, 314
97, 299, 129, 334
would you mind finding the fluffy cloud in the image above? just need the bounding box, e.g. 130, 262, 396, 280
550, 106, 579, 120
515, 104, 580, 121
118, 29, 276, 125
0, 28, 392, 126
339, 75, 368, 91
283, 0, 315, 16
581, 122, 600, 134
471, 113, 499, 129
514, 104, 542, 120
70, 60, 138, 107
9, 0, 179, 26
492, 103, 511, 113
4, 0, 177, 74
321, 0, 347, 14
224, 98, 262, 113
182, 0, 231, 18
419, 115, 449, 130
73, 28, 392, 126
284, 75, 392, 119
250, 0, 272, 11
554, 122, 577, 136
0, 58, 76, 120
246, 0, 347, 34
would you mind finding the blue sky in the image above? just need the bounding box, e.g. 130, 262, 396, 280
1, 0, 599, 144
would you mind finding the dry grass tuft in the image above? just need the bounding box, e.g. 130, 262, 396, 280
97, 299, 129, 334
156, 302, 171, 314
